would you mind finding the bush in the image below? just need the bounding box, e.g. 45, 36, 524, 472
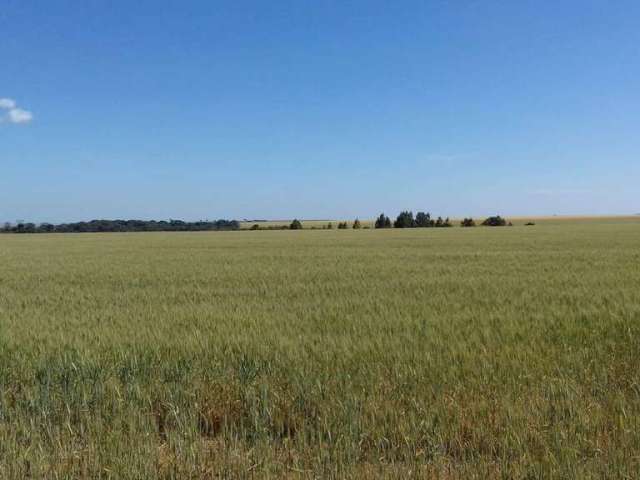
337, 222, 348, 229
374, 213, 392, 229
460, 218, 475, 227
394, 211, 415, 228
326, 222, 333, 229
525, 222, 535, 226
482, 216, 507, 227
290, 219, 303, 230
250, 224, 260, 230
352, 219, 362, 229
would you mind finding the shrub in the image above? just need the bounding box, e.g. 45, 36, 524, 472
327, 222, 333, 229
525, 222, 536, 226
337, 222, 348, 229
394, 211, 415, 228
482, 216, 507, 227
290, 219, 303, 230
460, 218, 475, 227
250, 224, 260, 230
375, 213, 392, 229
352, 219, 362, 229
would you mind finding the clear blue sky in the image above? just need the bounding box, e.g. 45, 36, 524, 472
2, 0, 639, 222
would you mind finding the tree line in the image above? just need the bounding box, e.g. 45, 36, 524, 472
377, 213, 511, 228
1, 213, 512, 234
268, 213, 511, 230
0, 219, 240, 234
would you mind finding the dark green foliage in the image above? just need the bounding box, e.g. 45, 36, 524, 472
250, 224, 261, 230
327, 222, 333, 229
375, 213, 391, 228
0, 219, 240, 234
374, 213, 392, 229
289, 219, 303, 230
394, 211, 415, 228
415, 212, 434, 227
460, 218, 476, 227
525, 222, 536, 226
337, 222, 348, 229
352, 219, 362, 229
482, 216, 508, 227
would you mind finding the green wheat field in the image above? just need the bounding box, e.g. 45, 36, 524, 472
1, 217, 639, 478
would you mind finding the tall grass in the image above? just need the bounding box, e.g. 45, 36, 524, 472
0, 222, 639, 478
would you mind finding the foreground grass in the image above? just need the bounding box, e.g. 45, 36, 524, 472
0, 222, 639, 478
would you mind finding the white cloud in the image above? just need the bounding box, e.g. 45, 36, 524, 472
7, 108, 33, 124
0, 98, 16, 109
0, 97, 33, 124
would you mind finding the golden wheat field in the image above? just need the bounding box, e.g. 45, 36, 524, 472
1, 217, 639, 478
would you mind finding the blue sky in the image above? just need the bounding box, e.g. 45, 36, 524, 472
2, 0, 639, 222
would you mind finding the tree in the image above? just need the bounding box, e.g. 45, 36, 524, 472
250, 224, 260, 230
290, 219, 303, 230
394, 211, 415, 228
435, 216, 444, 227
415, 212, 433, 227
327, 222, 333, 229
375, 213, 392, 229
352, 218, 362, 229
337, 221, 348, 229
482, 216, 507, 227
460, 218, 475, 227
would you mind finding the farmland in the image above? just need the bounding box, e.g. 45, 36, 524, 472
0, 218, 639, 478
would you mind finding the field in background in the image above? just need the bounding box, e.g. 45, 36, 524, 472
1, 219, 639, 478
239, 215, 640, 229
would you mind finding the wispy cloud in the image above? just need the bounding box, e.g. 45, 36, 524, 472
0, 98, 33, 124
0, 98, 17, 109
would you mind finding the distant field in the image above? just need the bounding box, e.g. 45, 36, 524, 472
240, 215, 640, 229
1, 219, 639, 478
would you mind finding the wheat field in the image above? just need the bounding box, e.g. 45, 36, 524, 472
1, 219, 639, 478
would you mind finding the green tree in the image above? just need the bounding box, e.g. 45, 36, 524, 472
352, 218, 362, 229
375, 213, 391, 229
394, 211, 415, 228
415, 212, 433, 227
290, 219, 303, 230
